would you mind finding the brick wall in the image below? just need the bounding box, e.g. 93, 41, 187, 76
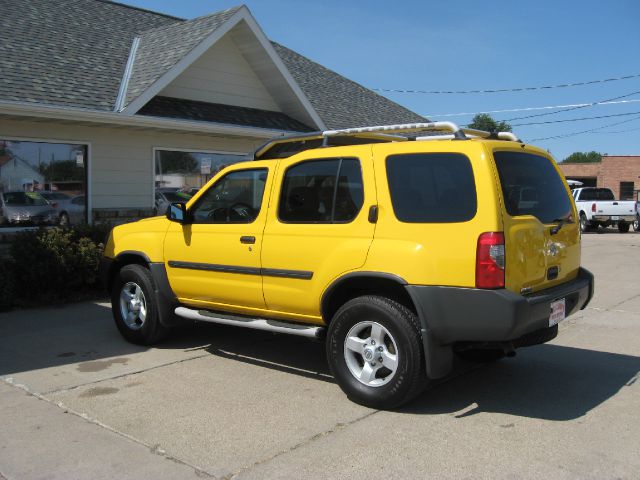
559, 155, 640, 199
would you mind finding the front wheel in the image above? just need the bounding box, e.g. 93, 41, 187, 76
111, 264, 169, 345
326, 296, 426, 409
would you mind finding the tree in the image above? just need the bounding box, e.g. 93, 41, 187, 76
38, 160, 84, 181
155, 151, 198, 174
467, 113, 512, 133
562, 151, 602, 164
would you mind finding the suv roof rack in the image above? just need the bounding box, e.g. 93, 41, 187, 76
253, 121, 521, 160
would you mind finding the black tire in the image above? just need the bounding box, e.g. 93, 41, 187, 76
579, 213, 592, 233
455, 348, 505, 363
326, 295, 427, 409
618, 222, 630, 233
111, 264, 169, 345
634, 215, 640, 232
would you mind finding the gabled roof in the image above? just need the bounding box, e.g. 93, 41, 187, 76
124, 7, 242, 107
0, 0, 427, 133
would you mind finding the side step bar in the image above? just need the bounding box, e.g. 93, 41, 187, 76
174, 307, 325, 339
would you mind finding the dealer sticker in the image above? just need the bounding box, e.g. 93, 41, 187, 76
549, 298, 566, 327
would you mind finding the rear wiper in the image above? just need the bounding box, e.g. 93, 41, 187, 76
550, 215, 573, 235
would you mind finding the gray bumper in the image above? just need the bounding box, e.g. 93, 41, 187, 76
406, 267, 594, 344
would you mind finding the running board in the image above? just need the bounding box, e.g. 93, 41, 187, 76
174, 307, 325, 339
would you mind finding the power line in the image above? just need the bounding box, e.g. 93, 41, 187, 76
593, 126, 640, 134
529, 115, 640, 141
502, 90, 640, 122
511, 110, 640, 127
373, 73, 640, 94
426, 98, 640, 118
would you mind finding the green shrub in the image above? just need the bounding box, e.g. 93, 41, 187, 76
2, 226, 106, 308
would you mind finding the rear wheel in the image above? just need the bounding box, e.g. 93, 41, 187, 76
618, 222, 630, 233
111, 264, 168, 345
634, 215, 640, 232
580, 213, 592, 233
326, 296, 426, 409
59, 212, 70, 226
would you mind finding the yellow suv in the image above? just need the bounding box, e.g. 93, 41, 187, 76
101, 122, 594, 409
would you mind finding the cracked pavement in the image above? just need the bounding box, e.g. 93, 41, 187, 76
1, 232, 639, 479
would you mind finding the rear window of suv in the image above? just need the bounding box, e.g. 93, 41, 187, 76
493, 151, 572, 223
386, 153, 477, 223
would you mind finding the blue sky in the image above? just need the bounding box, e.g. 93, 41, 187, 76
121, 0, 639, 161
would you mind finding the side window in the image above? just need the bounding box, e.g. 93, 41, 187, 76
279, 158, 364, 223
386, 153, 477, 223
191, 168, 267, 224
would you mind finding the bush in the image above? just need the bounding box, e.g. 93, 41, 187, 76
0, 225, 108, 309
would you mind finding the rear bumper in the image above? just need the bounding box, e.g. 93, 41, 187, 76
406, 267, 594, 345
592, 215, 635, 223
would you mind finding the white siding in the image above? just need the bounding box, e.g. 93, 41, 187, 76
0, 117, 261, 210
160, 35, 281, 112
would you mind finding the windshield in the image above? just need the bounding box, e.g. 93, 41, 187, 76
494, 151, 572, 223
2, 192, 49, 206
578, 188, 615, 201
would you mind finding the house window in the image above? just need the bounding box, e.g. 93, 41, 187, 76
154, 149, 249, 197
0, 139, 87, 228
620, 182, 634, 200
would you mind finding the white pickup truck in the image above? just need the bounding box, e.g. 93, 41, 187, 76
572, 187, 637, 233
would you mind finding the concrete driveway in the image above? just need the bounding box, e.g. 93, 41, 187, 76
1, 232, 639, 479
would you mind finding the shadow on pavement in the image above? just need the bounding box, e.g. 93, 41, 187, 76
0, 302, 149, 376
161, 322, 333, 383
2, 302, 637, 422
162, 323, 639, 421
403, 343, 640, 421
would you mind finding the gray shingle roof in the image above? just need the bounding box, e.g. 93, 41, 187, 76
271, 43, 426, 129
125, 7, 241, 106
139, 96, 314, 132
0, 0, 426, 129
0, 0, 176, 110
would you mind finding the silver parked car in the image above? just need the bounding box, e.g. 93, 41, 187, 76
40, 192, 86, 225
0, 191, 58, 226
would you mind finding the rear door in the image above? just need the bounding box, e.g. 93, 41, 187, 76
492, 149, 580, 294
260, 147, 376, 321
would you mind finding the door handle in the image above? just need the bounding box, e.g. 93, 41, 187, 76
240, 236, 256, 244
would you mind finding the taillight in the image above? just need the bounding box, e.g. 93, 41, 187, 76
476, 232, 505, 289
592, 203, 596, 213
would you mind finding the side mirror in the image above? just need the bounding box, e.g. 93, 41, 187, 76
167, 202, 191, 224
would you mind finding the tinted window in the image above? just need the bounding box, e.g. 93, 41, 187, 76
577, 188, 615, 201
192, 169, 267, 224
279, 158, 363, 223
386, 153, 477, 223
494, 151, 572, 223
